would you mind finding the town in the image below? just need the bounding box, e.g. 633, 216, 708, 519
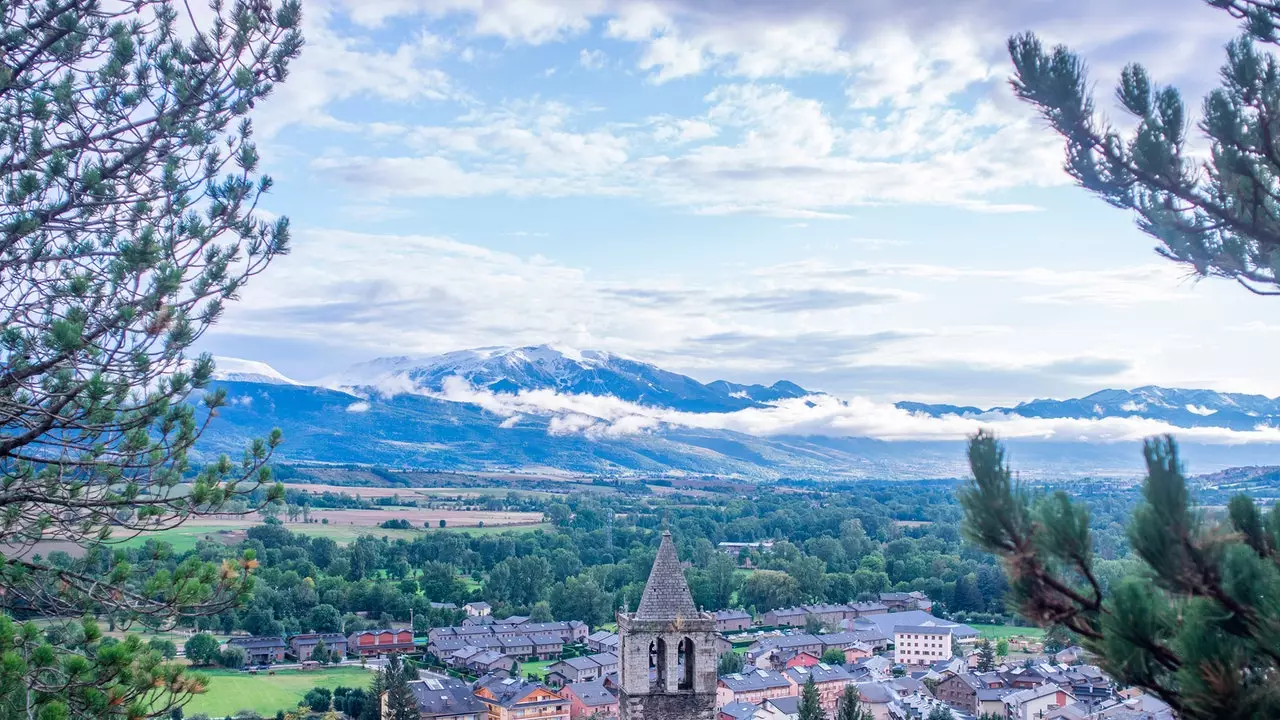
190, 532, 1170, 720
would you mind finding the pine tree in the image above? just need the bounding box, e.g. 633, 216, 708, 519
835, 684, 872, 720
1007, 2, 1280, 295
976, 638, 996, 672
0, 0, 300, 714
926, 707, 953, 720
960, 431, 1280, 719
383, 654, 418, 720
798, 674, 826, 720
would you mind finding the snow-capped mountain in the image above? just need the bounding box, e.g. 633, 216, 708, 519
211, 357, 299, 385
326, 344, 813, 413
898, 386, 1280, 431
188, 349, 1280, 479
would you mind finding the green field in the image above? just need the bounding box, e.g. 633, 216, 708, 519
970, 623, 1045, 640
181, 666, 372, 717
115, 525, 246, 553
110, 521, 552, 553
521, 659, 554, 680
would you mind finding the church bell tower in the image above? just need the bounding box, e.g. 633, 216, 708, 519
617, 530, 717, 720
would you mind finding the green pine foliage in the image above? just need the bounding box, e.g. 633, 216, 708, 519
1008, 1, 1280, 295
798, 675, 825, 720
976, 638, 996, 672
0, 0, 301, 714
382, 654, 418, 720
960, 431, 1280, 719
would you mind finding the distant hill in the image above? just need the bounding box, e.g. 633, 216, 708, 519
899, 386, 1280, 431
193, 348, 1280, 480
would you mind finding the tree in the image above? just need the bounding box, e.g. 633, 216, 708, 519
148, 637, 178, 659
303, 687, 332, 713
798, 674, 825, 720
926, 707, 953, 720
219, 645, 247, 669
996, 638, 1009, 659
1006, 3, 1280, 296
717, 651, 745, 675
1043, 625, 1072, 654
836, 683, 872, 720
184, 632, 222, 666
382, 654, 417, 720
310, 640, 329, 664
549, 576, 613, 627
308, 604, 343, 633
0, 0, 302, 714
820, 648, 846, 665
359, 669, 386, 720
976, 639, 996, 672
960, 431, 1280, 719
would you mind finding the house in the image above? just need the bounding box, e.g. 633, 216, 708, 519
348, 628, 416, 656
546, 653, 618, 686
1004, 682, 1076, 720
977, 687, 1016, 716
499, 635, 534, 658
464, 602, 492, 617
1055, 646, 1087, 665
851, 610, 977, 643
745, 634, 823, 665
762, 607, 807, 628
846, 601, 888, 617
800, 604, 850, 627
758, 696, 801, 720
716, 669, 793, 707
463, 615, 496, 627
784, 664, 856, 714
226, 636, 285, 664
562, 678, 618, 719
852, 683, 897, 720
404, 676, 488, 719
586, 631, 618, 653
503, 615, 530, 626
714, 609, 753, 632
473, 675, 569, 720
467, 650, 518, 676
781, 651, 819, 669
529, 633, 565, 659
289, 633, 348, 660
893, 624, 954, 667
719, 700, 761, 720
841, 641, 874, 663
935, 672, 985, 713
879, 591, 932, 612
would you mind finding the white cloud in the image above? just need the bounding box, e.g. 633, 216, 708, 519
426, 376, 1280, 445
579, 48, 608, 69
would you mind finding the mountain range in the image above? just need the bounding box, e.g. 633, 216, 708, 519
194, 345, 1280, 480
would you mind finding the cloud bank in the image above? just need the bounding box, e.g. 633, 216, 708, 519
421, 376, 1280, 445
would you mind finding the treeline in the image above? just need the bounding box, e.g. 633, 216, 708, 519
80, 479, 1149, 640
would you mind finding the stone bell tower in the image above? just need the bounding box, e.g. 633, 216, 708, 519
617, 530, 717, 720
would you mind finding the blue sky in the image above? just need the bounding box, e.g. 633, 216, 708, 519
201, 0, 1280, 406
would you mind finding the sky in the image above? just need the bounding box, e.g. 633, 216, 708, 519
198, 0, 1280, 407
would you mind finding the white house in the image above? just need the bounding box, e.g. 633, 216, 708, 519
893, 624, 953, 667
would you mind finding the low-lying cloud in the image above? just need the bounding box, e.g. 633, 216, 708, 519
420, 376, 1280, 445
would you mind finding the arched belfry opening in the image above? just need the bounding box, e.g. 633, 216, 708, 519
677, 637, 695, 690
649, 638, 667, 691
616, 530, 718, 720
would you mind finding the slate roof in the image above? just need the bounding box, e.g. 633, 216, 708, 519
636, 530, 699, 620
228, 636, 285, 649
409, 677, 488, 716
565, 679, 618, 708
715, 609, 752, 620
719, 669, 791, 692
785, 663, 854, 684
766, 695, 801, 714
475, 675, 558, 708
852, 610, 976, 639
894, 624, 954, 635
719, 700, 760, 720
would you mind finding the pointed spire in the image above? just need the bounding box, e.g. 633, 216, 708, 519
635, 530, 699, 621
